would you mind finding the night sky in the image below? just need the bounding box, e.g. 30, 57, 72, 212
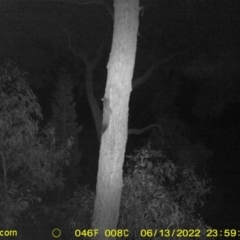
1, 0, 240, 231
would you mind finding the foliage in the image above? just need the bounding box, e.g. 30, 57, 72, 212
0, 60, 70, 228
119, 144, 212, 240
49, 71, 82, 191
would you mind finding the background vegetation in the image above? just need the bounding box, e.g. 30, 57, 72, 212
0, 60, 212, 239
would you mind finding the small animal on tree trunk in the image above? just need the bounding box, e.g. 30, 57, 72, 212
101, 97, 112, 134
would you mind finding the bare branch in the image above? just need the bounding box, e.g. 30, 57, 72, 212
132, 46, 198, 90
62, 26, 89, 64
128, 124, 162, 135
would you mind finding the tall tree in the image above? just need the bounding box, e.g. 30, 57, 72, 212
91, 0, 139, 239
49, 71, 81, 147
49, 71, 82, 188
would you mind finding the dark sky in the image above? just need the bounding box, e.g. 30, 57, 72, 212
1, 0, 240, 229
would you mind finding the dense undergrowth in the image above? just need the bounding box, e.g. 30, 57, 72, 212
21, 145, 212, 240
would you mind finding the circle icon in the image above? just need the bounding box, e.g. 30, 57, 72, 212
52, 228, 61, 238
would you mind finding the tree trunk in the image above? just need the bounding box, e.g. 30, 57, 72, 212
91, 0, 139, 239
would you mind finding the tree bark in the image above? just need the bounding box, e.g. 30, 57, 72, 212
91, 0, 139, 239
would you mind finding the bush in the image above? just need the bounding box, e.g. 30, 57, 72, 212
119, 144, 212, 240
0, 60, 70, 228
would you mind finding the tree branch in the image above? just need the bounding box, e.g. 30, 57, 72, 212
128, 124, 162, 135
62, 26, 89, 65
132, 46, 198, 90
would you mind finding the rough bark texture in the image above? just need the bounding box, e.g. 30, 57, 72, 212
91, 0, 139, 239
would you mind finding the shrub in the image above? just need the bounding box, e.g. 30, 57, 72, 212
0, 60, 70, 228
119, 144, 212, 240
